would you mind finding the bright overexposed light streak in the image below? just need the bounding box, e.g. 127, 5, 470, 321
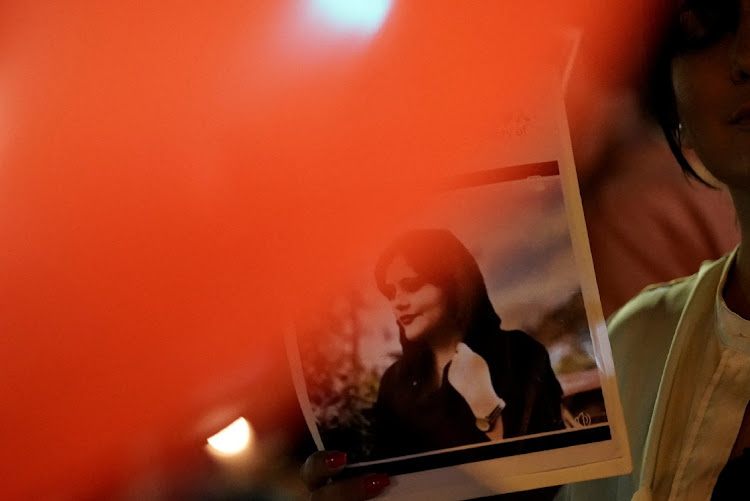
309, 0, 392, 35
206, 417, 253, 456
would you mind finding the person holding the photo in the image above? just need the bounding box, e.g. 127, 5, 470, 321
370, 229, 564, 459
564, 1, 750, 499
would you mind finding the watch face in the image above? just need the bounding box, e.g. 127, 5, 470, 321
475, 418, 491, 432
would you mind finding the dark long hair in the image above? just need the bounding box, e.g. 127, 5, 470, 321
373, 229, 501, 383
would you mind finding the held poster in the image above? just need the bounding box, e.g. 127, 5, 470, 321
286, 62, 631, 499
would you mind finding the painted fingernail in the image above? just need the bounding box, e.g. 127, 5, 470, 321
324, 451, 347, 469
363, 473, 390, 497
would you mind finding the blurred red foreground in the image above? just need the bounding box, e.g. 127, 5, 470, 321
0, 1, 642, 498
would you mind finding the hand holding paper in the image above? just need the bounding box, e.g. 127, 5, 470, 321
301, 451, 389, 501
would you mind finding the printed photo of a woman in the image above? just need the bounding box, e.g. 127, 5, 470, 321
370, 228, 565, 459
293, 170, 605, 470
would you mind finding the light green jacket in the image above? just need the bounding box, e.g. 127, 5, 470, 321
560, 249, 750, 500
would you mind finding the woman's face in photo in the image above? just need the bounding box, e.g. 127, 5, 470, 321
672, 1, 750, 190
382, 255, 452, 342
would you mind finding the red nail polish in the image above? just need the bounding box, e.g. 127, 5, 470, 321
324, 451, 347, 469
363, 473, 390, 497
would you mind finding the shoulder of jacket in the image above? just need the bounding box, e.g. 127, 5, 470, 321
608, 277, 693, 332
608, 255, 729, 327
606, 253, 731, 368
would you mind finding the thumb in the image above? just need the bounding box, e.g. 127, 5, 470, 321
454, 342, 476, 362
455, 341, 472, 356
450, 342, 474, 374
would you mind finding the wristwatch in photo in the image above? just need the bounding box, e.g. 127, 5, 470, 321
475, 398, 506, 432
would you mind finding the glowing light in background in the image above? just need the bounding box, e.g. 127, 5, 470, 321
206, 417, 253, 456
309, 0, 392, 35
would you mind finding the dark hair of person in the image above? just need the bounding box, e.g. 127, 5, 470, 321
643, 0, 740, 185
373, 229, 501, 383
